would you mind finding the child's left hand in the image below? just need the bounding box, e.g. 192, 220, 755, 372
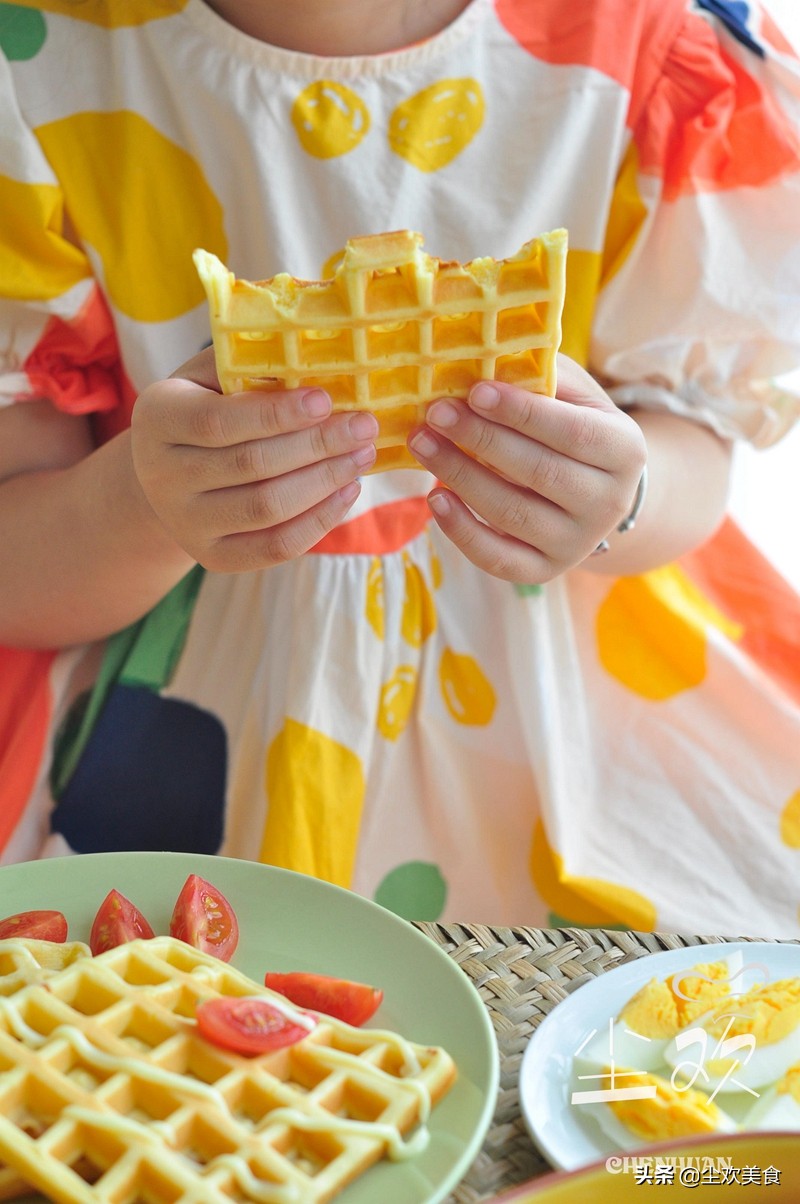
407, 355, 647, 583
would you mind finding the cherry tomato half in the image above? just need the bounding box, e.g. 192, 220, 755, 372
196, 995, 314, 1056
169, 874, 239, 962
89, 889, 155, 955
0, 910, 68, 943
264, 971, 384, 1026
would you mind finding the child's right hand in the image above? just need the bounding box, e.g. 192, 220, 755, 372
130, 348, 377, 571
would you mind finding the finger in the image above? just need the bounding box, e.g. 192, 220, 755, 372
425, 398, 608, 514
169, 345, 223, 392
409, 428, 574, 551
466, 366, 640, 471
426, 488, 553, 582
139, 377, 337, 448
172, 409, 378, 489
188, 444, 376, 538
208, 480, 363, 573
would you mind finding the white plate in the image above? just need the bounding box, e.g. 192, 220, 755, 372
518, 940, 800, 1171
0, 850, 499, 1203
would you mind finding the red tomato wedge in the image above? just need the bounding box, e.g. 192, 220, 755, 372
0, 910, 68, 943
264, 971, 383, 1026
89, 889, 155, 955
169, 874, 239, 962
196, 996, 314, 1056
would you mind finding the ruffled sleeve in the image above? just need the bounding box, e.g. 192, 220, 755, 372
0, 53, 130, 423
591, 0, 800, 447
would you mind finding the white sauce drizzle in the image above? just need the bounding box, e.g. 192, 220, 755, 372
311, 1045, 431, 1123
257, 1107, 430, 1160
0, 963, 436, 1201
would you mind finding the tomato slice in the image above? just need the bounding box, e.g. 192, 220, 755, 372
0, 910, 68, 943
89, 889, 155, 955
264, 971, 384, 1026
169, 874, 239, 962
196, 995, 314, 1056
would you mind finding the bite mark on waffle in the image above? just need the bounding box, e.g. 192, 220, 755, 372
194, 229, 568, 472
0, 936, 456, 1203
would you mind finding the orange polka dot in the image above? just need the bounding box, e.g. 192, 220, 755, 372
596, 566, 742, 701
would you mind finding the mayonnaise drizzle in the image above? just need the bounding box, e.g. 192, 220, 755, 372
0, 962, 437, 1200
256, 1107, 431, 1160
310, 1045, 431, 1123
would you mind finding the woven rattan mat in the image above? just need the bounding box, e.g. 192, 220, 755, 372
415, 924, 784, 1203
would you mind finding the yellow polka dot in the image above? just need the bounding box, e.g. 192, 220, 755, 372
377, 666, 417, 741
8, 0, 188, 25
561, 248, 601, 367
530, 819, 657, 930
261, 718, 365, 888
291, 82, 370, 159
401, 554, 436, 647
34, 111, 227, 322
780, 790, 800, 848
439, 647, 496, 725
600, 140, 648, 288
596, 566, 743, 701
365, 556, 385, 640
388, 78, 484, 172
0, 175, 90, 301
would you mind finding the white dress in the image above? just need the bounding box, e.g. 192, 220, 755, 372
2, 0, 800, 933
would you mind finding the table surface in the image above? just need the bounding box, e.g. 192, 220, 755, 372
414, 923, 792, 1204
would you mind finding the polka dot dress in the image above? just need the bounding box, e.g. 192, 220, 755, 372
2, 0, 800, 934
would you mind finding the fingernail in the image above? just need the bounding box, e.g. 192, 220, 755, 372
470, 383, 500, 410
349, 411, 379, 440
409, 429, 439, 457
351, 443, 376, 468
427, 400, 459, 428
339, 480, 361, 505
428, 491, 451, 517
302, 389, 330, 417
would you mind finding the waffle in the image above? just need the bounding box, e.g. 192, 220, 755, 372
0, 940, 91, 997
0, 936, 456, 1203
194, 228, 568, 472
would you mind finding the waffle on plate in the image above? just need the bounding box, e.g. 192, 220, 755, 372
0, 936, 456, 1203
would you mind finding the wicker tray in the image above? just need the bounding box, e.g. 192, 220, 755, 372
414, 924, 789, 1203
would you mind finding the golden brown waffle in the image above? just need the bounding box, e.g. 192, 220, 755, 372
194, 228, 567, 472
0, 936, 456, 1203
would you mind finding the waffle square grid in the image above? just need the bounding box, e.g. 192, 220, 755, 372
0, 937, 456, 1203
194, 228, 568, 472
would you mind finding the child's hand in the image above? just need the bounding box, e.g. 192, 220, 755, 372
131, 348, 377, 571
407, 355, 647, 583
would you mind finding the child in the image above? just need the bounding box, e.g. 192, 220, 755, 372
1, 0, 799, 933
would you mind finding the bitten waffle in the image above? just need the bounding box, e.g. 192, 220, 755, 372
194, 228, 567, 472
0, 936, 456, 1203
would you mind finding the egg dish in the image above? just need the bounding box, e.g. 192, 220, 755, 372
572, 951, 800, 1149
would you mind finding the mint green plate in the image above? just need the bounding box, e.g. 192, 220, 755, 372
0, 851, 499, 1203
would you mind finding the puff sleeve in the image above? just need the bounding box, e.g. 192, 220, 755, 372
591, 1, 800, 447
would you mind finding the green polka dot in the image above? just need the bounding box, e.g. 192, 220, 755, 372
548, 910, 628, 932
0, 5, 46, 60
374, 861, 447, 921
515, 582, 542, 597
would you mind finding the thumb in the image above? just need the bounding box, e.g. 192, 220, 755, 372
554, 353, 616, 411
169, 344, 222, 393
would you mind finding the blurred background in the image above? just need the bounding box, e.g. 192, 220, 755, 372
729, 0, 800, 588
